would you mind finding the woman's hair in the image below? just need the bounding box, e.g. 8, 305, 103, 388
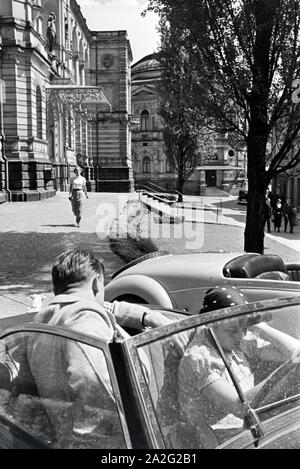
200, 285, 249, 314
52, 248, 105, 294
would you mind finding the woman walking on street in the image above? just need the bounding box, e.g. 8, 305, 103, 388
69, 167, 88, 227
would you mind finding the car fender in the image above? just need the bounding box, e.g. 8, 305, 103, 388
104, 274, 173, 307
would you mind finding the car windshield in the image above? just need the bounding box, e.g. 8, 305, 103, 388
133, 303, 300, 449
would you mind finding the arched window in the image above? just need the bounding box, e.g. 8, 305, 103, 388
36, 85, 43, 139
142, 156, 151, 173
141, 110, 150, 131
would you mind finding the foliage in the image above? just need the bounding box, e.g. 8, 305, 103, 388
109, 200, 157, 262
155, 22, 203, 196
145, 0, 300, 252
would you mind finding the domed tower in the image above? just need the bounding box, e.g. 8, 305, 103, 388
131, 54, 176, 190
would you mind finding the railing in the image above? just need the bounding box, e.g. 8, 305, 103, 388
135, 180, 184, 202
135, 184, 178, 205
136, 182, 224, 222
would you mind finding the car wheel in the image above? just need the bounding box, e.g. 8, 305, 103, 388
111, 250, 170, 280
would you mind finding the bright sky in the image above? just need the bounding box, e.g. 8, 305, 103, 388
77, 0, 160, 64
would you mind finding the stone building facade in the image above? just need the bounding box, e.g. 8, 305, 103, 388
0, 0, 133, 202
131, 54, 177, 192
271, 165, 300, 209
131, 54, 246, 195
90, 31, 133, 192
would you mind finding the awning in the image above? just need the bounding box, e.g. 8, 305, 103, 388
197, 165, 244, 170
45, 85, 112, 116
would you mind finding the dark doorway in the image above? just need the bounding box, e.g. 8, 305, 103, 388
206, 170, 217, 187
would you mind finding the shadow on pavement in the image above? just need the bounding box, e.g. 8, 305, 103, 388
42, 224, 77, 228
0, 232, 125, 298
212, 199, 247, 211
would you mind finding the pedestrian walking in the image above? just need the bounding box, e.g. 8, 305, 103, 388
264, 197, 272, 233
69, 167, 88, 227
281, 195, 288, 232
267, 191, 278, 211
272, 199, 283, 232
282, 197, 297, 233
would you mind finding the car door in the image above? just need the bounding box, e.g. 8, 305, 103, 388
0, 323, 131, 449
123, 297, 300, 449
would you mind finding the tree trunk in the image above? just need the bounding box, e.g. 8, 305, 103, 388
244, 138, 267, 253
244, 0, 274, 254
176, 172, 185, 202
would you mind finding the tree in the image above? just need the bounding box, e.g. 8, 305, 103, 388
146, 0, 300, 253
156, 26, 201, 201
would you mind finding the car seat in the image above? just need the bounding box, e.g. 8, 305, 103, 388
285, 263, 300, 281
255, 271, 290, 281
223, 254, 287, 279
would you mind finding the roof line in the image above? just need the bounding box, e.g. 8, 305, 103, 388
132, 52, 159, 68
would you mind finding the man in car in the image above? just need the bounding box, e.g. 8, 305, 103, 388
21, 248, 185, 448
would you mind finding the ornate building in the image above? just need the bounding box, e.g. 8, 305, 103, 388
0, 0, 133, 202
131, 54, 246, 195
131, 54, 177, 191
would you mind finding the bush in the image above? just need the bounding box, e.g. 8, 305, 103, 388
109, 200, 158, 263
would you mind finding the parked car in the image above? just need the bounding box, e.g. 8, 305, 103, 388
237, 180, 248, 204
0, 296, 299, 449
105, 251, 300, 314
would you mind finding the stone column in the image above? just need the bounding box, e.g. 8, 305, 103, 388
75, 114, 82, 161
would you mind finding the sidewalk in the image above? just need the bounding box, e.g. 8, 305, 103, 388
142, 193, 300, 254
1, 191, 299, 318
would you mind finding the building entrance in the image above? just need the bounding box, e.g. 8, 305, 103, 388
206, 170, 217, 186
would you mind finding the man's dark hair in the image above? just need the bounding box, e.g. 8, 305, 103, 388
52, 248, 105, 294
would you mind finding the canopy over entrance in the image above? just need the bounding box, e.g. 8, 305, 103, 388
197, 165, 243, 170
45, 85, 112, 121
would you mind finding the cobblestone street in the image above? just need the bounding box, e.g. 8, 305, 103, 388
0, 192, 299, 318
0, 192, 136, 316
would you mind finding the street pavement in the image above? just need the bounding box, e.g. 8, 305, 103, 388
0, 192, 135, 317
144, 191, 300, 254
0, 190, 299, 318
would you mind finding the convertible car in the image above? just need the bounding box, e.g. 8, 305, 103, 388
0, 296, 299, 449
105, 251, 300, 314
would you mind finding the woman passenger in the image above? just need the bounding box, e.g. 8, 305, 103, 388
177, 286, 300, 447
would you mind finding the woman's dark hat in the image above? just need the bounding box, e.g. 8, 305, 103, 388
200, 285, 249, 314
